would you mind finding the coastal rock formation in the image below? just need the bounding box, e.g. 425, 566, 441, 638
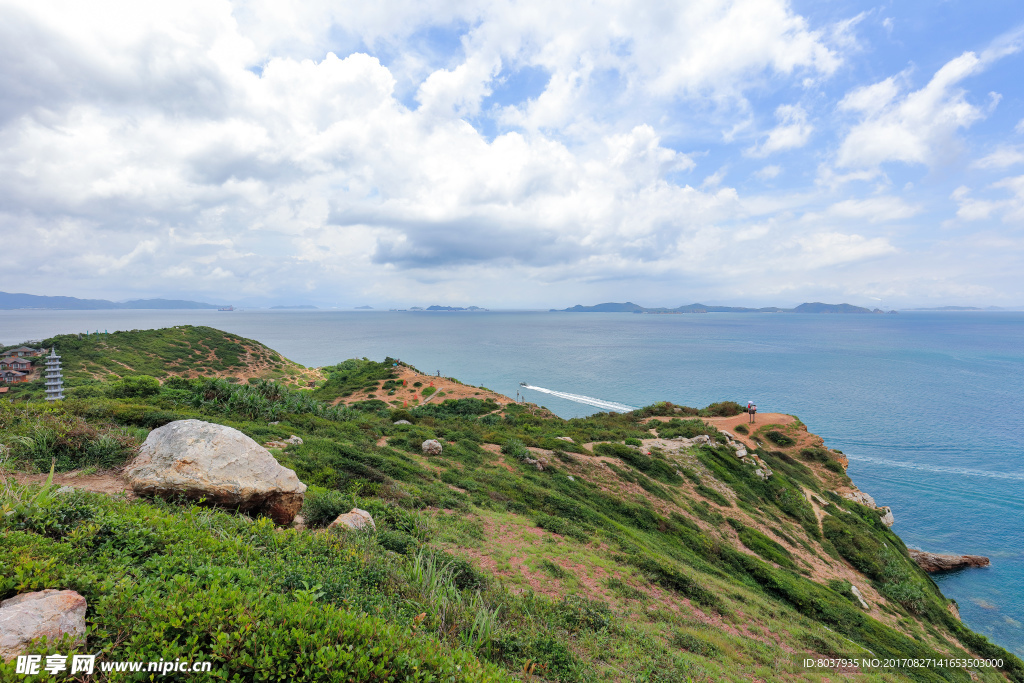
843, 490, 876, 508
0, 590, 87, 661
328, 508, 375, 532
878, 506, 895, 527
908, 550, 991, 573
126, 419, 306, 525
421, 439, 443, 455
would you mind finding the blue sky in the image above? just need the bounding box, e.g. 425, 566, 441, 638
1, 0, 1022, 309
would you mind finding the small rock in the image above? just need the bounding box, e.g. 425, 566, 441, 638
567, 475, 575, 481
285, 435, 303, 445
734, 448, 748, 458
0, 590, 87, 661
328, 508, 375, 532
850, 585, 870, 610
878, 506, 894, 527
269, 421, 280, 425
54, 486, 76, 496
393, 420, 412, 425
421, 439, 443, 456
555, 436, 574, 443
720, 430, 735, 440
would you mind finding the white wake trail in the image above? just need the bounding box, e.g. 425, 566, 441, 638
519, 384, 636, 412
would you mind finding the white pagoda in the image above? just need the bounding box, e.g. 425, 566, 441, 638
44, 347, 64, 401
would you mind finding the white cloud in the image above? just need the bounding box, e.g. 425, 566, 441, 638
2, 0, 1022, 307
953, 176, 1024, 224
820, 196, 922, 222
835, 54, 986, 168
972, 146, 1024, 170
834, 28, 1024, 171
746, 104, 813, 157
794, 232, 897, 267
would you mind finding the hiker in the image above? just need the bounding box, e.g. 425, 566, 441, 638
748, 403, 757, 424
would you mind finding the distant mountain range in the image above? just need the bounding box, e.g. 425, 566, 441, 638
555, 301, 894, 314
0, 291, 225, 310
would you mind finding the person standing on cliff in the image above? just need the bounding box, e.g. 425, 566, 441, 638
748, 403, 757, 424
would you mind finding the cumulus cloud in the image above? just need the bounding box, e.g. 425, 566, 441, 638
834, 28, 1024, 171
0, 0, 1021, 307
746, 104, 813, 157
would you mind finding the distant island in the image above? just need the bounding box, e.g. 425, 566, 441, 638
554, 301, 894, 314
270, 305, 318, 310
425, 305, 487, 311
355, 305, 373, 310
0, 291, 226, 310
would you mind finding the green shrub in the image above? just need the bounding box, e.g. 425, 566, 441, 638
624, 437, 643, 446
695, 484, 730, 507
733, 424, 749, 435
698, 401, 744, 417
764, 430, 795, 447
534, 514, 589, 542
671, 631, 721, 657
301, 488, 354, 528
656, 418, 715, 440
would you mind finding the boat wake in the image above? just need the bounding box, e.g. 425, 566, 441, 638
519, 384, 636, 413
845, 454, 1024, 481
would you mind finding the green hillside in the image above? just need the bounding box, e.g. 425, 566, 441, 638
0, 326, 316, 400
1, 329, 1019, 682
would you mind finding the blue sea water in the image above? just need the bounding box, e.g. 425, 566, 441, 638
1, 308, 1022, 655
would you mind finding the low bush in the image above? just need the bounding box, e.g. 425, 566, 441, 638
656, 418, 716, 440
764, 430, 795, 447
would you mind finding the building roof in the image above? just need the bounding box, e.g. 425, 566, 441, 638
2, 346, 40, 355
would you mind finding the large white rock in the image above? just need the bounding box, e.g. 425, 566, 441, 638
421, 439, 443, 456
328, 508, 375, 532
850, 585, 870, 610
0, 590, 86, 661
843, 490, 876, 508
125, 419, 306, 524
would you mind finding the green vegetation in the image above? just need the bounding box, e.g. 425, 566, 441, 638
1, 326, 1019, 682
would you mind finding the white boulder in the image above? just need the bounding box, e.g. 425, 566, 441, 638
328, 508, 375, 532
421, 439, 443, 456
850, 585, 870, 610
125, 419, 307, 525
0, 590, 86, 661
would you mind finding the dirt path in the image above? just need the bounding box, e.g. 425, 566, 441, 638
10, 470, 132, 497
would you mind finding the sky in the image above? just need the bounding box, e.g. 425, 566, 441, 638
1, 0, 1023, 309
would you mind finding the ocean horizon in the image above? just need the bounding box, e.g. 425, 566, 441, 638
2, 308, 1021, 655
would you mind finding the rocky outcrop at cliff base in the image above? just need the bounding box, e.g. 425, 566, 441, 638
908, 549, 991, 573
125, 419, 306, 525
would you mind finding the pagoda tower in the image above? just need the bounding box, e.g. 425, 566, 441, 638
44, 347, 64, 401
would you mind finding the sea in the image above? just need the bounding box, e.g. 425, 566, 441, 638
1, 308, 1022, 655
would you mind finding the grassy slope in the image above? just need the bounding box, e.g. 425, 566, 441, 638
1, 327, 1020, 682
0, 326, 318, 400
